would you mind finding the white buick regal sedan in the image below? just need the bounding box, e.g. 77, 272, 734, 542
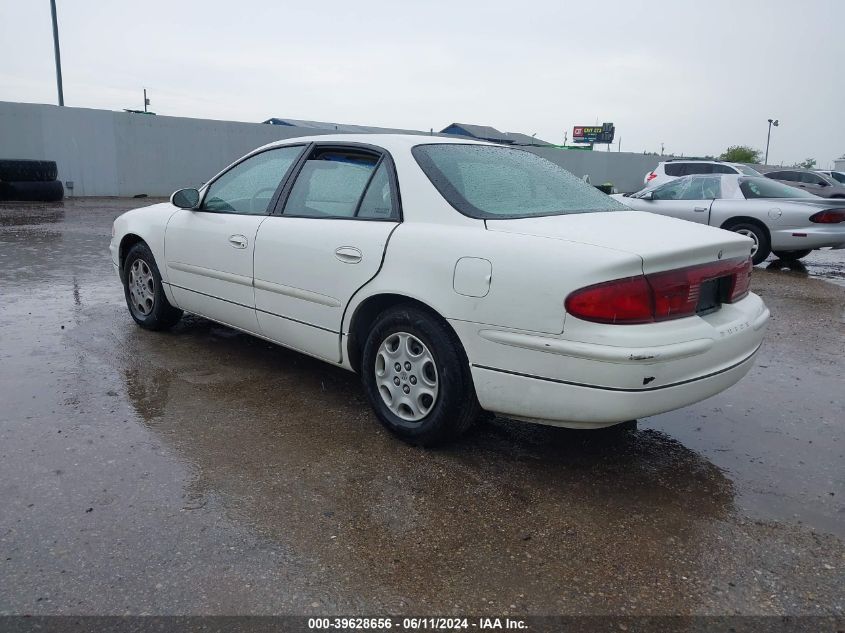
110, 135, 769, 445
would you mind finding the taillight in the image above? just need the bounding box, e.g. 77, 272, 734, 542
646, 172, 657, 182
809, 209, 845, 223
565, 257, 752, 324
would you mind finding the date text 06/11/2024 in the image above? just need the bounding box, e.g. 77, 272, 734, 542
307, 617, 528, 630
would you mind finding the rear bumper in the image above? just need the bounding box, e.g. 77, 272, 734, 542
452, 292, 768, 428
769, 225, 845, 250
470, 345, 760, 428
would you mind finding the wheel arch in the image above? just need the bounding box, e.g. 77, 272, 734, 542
345, 292, 465, 374
719, 216, 770, 239
118, 233, 147, 271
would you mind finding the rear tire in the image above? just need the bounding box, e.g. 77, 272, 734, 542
361, 304, 480, 446
771, 249, 811, 261
122, 242, 182, 331
726, 221, 770, 265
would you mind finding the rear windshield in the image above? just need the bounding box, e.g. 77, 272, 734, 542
739, 177, 817, 199
412, 144, 626, 219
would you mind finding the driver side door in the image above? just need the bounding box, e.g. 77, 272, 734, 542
164, 145, 305, 333
645, 177, 719, 224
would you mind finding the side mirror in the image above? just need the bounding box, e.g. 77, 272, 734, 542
641, 190, 655, 200
171, 188, 200, 209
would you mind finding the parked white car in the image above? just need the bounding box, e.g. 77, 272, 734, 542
644, 160, 761, 188
613, 174, 845, 264
110, 135, 768, 445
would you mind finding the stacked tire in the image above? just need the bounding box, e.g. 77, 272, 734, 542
0, 159, 64, 202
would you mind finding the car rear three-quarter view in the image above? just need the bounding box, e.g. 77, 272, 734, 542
109, 134, 769, 446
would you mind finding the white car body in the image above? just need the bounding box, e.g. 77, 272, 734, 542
110, 134, 769, 434
612, 174, 845, 262
644, 160, 761, 188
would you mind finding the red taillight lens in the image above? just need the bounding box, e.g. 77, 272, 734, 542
565, 257, 752, 325
646, 172, 657, 181
564, 275, 654, 324
809, 209, 845, 223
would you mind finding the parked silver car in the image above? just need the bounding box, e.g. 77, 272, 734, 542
816, 170, 845, 185
763, 169, 845, 198
612, 175, 845, 264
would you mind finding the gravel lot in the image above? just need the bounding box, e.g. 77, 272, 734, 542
0, 198, 842, 617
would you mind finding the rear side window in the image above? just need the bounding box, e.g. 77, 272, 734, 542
712, 164, 736, 174
739, 177, 817, 199
413, 144, 625, 219
664, 163, 685, 176
736, 165, 761, 176
357, 163, 396, 219
830, 172, 845, 184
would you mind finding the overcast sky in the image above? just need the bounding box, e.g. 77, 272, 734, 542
1, 0, 842, 167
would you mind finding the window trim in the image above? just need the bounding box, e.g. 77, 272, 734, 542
196, 144, 309, 216
270, 142, 403, 222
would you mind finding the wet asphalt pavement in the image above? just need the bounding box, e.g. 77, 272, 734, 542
0, 198, 842, 616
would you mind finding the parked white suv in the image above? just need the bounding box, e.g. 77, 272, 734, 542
644, 160, 761, 187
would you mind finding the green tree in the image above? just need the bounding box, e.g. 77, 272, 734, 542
795, 158, 816, 169
719, 145, 761, 163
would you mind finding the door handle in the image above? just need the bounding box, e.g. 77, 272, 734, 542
229, 234, 248, 249
335, 246, 362, 264
693, 206, 708, 212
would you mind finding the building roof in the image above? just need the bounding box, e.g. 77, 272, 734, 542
263, 117, 425, 135
440, 123, 553, 146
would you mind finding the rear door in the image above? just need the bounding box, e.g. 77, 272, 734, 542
253, 144, 400, 361
164, 145, 305, 332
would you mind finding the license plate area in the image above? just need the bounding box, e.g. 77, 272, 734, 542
696, 277, 728, 315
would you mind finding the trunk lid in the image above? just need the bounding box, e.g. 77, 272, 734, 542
486, 210, 753, 274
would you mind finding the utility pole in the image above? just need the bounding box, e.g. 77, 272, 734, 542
49, 0, 64, 106
660, 142, 665, 156
143, 88, 150, 113
765, 118, 779, 166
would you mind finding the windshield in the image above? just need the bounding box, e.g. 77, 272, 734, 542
739, 177, 818, 199
736, 165, 762, 176
412, 144, 626, 219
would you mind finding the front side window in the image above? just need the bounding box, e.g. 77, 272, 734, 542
202, 146, 304, 214
681, 177, 722, 199
739, 177, 817, 199
799, 172, 825, 185
283, 149, 390, 218
650, 178, 690, 200
412, 144, 626, 219
685, 163, 715, 175
830, 172, 845, 184
768, 171, 794, 182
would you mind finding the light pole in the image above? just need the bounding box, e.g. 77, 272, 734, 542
49, 0, 64, 106
765, 118, 779, 165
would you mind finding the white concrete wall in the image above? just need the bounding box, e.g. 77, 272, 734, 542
0, 101, 333, 196
0, 101, 689, 196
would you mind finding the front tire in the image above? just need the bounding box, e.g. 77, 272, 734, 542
122, 242, 183, 330
361, 305, 480, 446
771, 249, 812, 261
727, 222, 770, 265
